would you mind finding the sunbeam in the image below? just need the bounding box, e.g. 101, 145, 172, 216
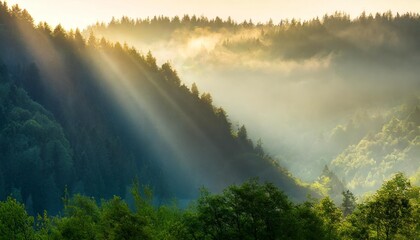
84, 45, 230, 193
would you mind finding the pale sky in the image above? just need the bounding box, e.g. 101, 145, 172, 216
5, 0, 420, 29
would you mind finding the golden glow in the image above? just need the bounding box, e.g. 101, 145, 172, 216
5, 0, 420, 29
14, 17, 74, 94
187, 36, 219, 54
84, 48, 223, 184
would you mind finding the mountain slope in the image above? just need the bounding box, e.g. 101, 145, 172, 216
0, 2, 312, 213
86, 12, 420, 182
331, 104, 420, 194
0, 66, 73, 213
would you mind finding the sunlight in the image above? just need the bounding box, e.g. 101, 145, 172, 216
123, 50, 230, 188
188, 37, 215, 51
14, 19, 76, 99
1, 2, 420, 238
84, 48, 225, 190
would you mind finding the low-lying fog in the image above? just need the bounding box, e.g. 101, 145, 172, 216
87, 14, 420, 181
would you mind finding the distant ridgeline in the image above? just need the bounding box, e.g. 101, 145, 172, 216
87, 11, 420, 61
0, 2, 312, 214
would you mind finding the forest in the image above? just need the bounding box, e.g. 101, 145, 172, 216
0, 1, 419, 239
0, 2, 311, 214
1, 174, 419, 239
87, 10, 420, 192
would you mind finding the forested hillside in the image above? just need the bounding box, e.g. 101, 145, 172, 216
0, 2, 312, 214
0, 67, 73, 214
87, 11, 420, 191
332, 104, 420, 194
0, 0, 420, 238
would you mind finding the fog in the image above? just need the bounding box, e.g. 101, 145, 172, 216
86, 14, 420, 182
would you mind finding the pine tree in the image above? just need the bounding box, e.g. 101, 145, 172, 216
341, 190, 356, 217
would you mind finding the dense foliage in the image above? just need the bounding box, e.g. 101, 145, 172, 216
332, 105, 420, 194
0, 66, 73, 213
0, 2, 312, 214
0, 174, 419, 239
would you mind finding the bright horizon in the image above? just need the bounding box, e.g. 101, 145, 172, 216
5, 0, 420, 29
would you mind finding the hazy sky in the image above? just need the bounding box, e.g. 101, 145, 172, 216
6, 0, 420, 29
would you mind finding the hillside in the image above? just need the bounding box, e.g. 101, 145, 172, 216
86, 12, 420, 182
331, 104, 420, 194
0, 2, 312, 214
0, 67, 73, 214
0, 1, 420, 239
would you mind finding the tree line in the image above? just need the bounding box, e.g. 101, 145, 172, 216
0, 173, 418, 239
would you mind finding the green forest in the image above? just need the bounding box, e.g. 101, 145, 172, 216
1, 174, 419, 239
0, 2, 310, 214
0, 1, 420, 239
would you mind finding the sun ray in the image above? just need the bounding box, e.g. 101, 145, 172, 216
83, 46, 228, 190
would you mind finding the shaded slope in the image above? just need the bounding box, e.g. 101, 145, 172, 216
0, 2, 312, 213
0, 65, 73, 213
